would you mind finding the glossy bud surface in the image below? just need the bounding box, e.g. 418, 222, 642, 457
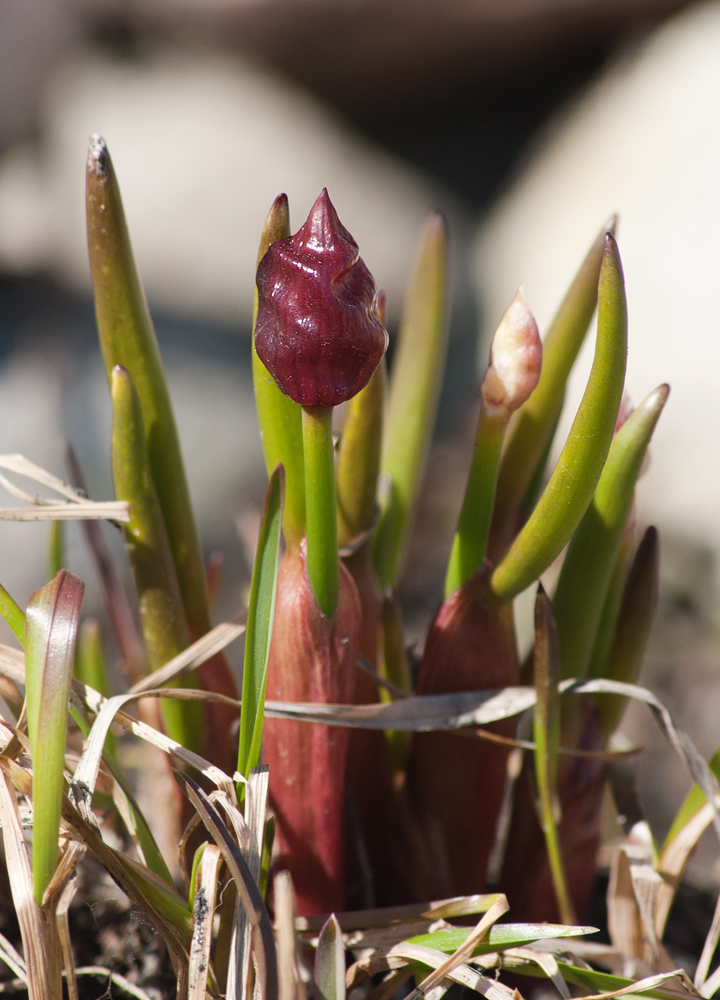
255, 189, 388, 407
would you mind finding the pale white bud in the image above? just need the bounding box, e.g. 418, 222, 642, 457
481, 287, 542, 421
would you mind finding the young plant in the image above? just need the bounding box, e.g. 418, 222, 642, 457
254, 189, 387, 913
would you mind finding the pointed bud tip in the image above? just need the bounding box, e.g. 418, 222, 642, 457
255, 191, 387, 407
605, 213, 618, 236
481, 287, 542, 420
88, 134, 110, 176
110, 364, 130, 390
604, 231, 619, 255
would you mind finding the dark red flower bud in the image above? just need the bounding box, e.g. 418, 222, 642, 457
255, 189, 388, 407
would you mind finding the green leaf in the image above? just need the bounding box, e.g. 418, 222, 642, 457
586, 524, 634, 684
374, 212, 448, 588
532, 585, 574, 924
407, 921, 597, 956
595, 526, 659, 741
337, 361, 386, 547
252, 194, 305, 550
25, 570, 84, 904
75, 619, 116, 758
0, 582, 25, 645
314, 915, 345, 1000
237, 466, 284, 781
86, 136, 215, 644
491, 233, 628, 602
491, 219, 613, 552
552, 384, 668, 679
111, 364, 203, 752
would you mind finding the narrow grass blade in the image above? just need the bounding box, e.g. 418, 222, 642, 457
111, 364, 203, 752
252, 194, 305, 549
374, 212, 448, 588
0, 754, 192, 960
0, 453, 127, 523
71, 683, 175, 887
0, 582, 25, 645
86, 136, 215, 643
0, 771, 62, 1000
491, 234, 627, 602
237, 466, 284, 781
533, 586, 575, 924
407, 920, 596, 955
491, 218, 614, 552
315, 915, 346, 1000
188, 843, 223, 1000
25, 570, 84, 905
55, 865, 81, 1000
553, 384, 668, 679
175, 771, 279, 1000
405, 896, 508, 1000
275, 871, 307, 1000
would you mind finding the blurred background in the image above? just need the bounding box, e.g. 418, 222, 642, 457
1, 0, 720, 898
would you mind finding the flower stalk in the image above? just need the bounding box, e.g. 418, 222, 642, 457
445, 289, 541, 598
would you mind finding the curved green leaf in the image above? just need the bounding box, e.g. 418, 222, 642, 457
491, 218, 614, 551
491, 234, 627, 602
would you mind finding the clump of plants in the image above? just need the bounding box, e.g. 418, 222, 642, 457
0, 134, 718, 1000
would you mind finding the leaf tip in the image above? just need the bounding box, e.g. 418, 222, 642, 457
87, 134, 110, 177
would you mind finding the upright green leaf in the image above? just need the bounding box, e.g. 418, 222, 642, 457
25, 570, 84, 904
597, 525, 659, 741
237, 466, 284, 781
111, 364, 203, 752
86, 136, 216, 644
552, 384, 669, 679
491, 234, 628, 602
374, 212, 448, 588
337, 360, 386, 547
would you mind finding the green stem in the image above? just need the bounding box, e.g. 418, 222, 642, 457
302, 406, 339, 617
444, 411, 505, 598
